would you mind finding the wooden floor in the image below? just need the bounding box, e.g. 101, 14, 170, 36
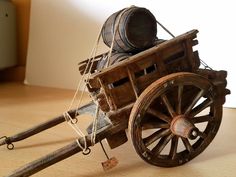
0, 82, 236, 177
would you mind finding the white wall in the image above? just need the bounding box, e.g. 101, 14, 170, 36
26, 0, 235, 107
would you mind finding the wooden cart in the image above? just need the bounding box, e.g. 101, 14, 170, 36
0, 29, 230, 177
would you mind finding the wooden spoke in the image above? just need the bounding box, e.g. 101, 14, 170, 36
181, 138, 194, 153
169, 136, 179, 159
161, 94, 176, 117
190, 98, 213, 117
198, 131, 207, 139
143, 129, 171, 147
147, 108, 172, 123
152, 133, 174, 156
129, 72, 223, 167
184, 89, 205, 115
191, 115, 212, 123
176, 85, 184, 114
142, 121, 169, 130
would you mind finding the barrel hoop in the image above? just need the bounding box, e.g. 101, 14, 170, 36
120, 7, 140, 51
111, 10, 126, 52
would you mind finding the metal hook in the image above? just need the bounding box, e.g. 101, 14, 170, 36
70, 118, 78, 124
82, 147, 91, 155
7, 143, 14, 150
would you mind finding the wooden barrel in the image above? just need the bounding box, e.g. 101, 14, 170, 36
109, 52, 131, 65
102, 6, 157, 53
97, 52, 131, 70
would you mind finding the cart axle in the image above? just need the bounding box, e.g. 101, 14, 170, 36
170, 114, 199, 140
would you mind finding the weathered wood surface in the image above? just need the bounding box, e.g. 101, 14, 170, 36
0, 111, 75, 147
101, 6, 157, 52
196, 69, 230, 104
5, 116, 130, 177
87, 30, 200, 111
5, 125, 116, 177
0, 102, 97, 148
78, 52, 108, 75
128, 72, 226, 167
89, 29, 199, 85
1, 25, 231, 177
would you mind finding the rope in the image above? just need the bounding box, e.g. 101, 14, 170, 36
75, 8, 136, 146
105, 6, 134, 68
67, 27, 103, 112
200, 59, 213, 70
91, 104, 100, 146
64, 5, 152, 154
155, 19, 213, 70
156, 19, 175, 38
63, 25, 104, 153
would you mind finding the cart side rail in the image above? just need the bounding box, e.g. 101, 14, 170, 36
88, 29, 200, 111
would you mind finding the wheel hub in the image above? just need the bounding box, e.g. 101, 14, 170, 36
170, 115, 199, 140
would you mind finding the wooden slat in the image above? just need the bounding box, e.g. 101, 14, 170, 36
97, 78, 117, 111
78, 60, 99, 75
155, 52, 167, 76
78, 52, 109, 75
136, 70, 160, 92
87, 30, 200, 110
193, 51, 200, 69
100, 67, 128, 84
110, 82, 136, 108
127, 54, 157, 72
127, 67, 139, 99
184, 39, 196, 70
89, 30, 198, 82
161, 43, 184, 60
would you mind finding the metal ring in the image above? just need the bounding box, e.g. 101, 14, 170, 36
7, 143, 14, 150
82, 148, 91, 155
70, 118, 78, 124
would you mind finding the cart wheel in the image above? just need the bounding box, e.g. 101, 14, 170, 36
129, 72, 222, 167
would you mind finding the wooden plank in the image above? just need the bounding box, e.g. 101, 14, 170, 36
78, 52, 108, 75
97, 93, 110, 112
192, 40, 198, 46
107, 103, 133, 126
136, 70, 160, 92
193, 51, 200, 69
155, 52, 168, 76
78, 60, 99, 75
161, 43, 184, 60
99, 67, 128, 85
97, 78, 117, 111
106, 130, 128, 149
78, 52, 108, 65
88, 30, 199, 88
110, 82, 136, 108
128, 54, 157, 72
127, 67, 139, 99
89, 30, 198, 81
184, 39, 196, 70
